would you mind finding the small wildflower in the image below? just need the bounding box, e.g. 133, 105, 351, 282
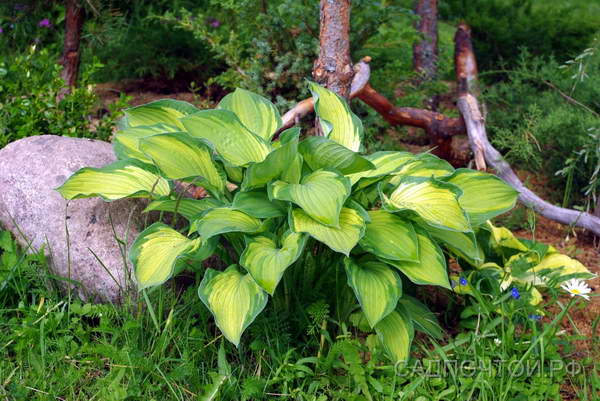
0, 27, 3, 34
38, 18, 51, 28
208, 18, 221, 28
560, 279, 592, 300
459, 277, 468, 286
494, 338, 502, 346
528, 314, 542, 321
510, 287, 520, 300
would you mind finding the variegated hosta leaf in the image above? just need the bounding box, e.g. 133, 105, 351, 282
195, 208, 263, 239
392, 153, 455, 179
232, 190, 287, 218
445, 169, 518, 226
113, 123, 180, 163
398, 296, 443, 340
181, 109, 271, 167
270, 170, 351, 227
347, 151, 416, 186
360, 211, 419, 262
486, 222, 528, 252
57, 160, 171, 201
374, 306, 414, 363
290, 207, 365, 255
423, 224, 483, 266
198, 266, 268, 346
298, 136, 375, 174
516, 253, 595, 285
130, 223, 201, 290
240, 232, 307, 294
139, 132, 225, 194
122, 99, 198, 130
382, 227, 451, 289
344, 259, 402, 328
382, 177, 471, 232
218, 88, 282, 141
309, 82, 363, 152
242, 128, 301, 190
143, 198, 223, 221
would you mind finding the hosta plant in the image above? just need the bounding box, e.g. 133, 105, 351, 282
58, 83, 522, 363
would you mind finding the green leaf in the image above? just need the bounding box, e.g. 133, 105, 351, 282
198, 266, 268, 346
144, 198, 224, 221
139, 132, 225, 194
445, 169, 518, 226
218, 88, 282, 140
374, 307, 414, 363
113, 123, 180, 163
381, 177, 471, 232
241, 127, 301, 190
398, 296, 443, 340
392, 153, 454, 179
360, 210, 419, 262
123, 99, 198, 129
290, 207, 365, 255
270, 170, 351, 227
382, 227, 451, 289
232, 190, 287, 218
344, 259, 402, 328
240, 231, 307, 294
298, 136, 374, 174
309, 82, 363, 152
195, 208, 263, 239
130, 223, 201, 290
422, 223, 483, 266
485, 222, 529, 252
57, 160, 171, 201
347, 151, 416, 185
181, 110, 271, 167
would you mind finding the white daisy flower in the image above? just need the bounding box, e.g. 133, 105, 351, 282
494, 338, 502, 346
560, 279, 592, 300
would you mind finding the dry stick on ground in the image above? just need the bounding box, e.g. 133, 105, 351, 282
57, 0, 84, 101
454, 23, 600, 236
413, 0, 439, 83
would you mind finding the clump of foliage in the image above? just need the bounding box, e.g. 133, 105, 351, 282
483, 46, 600, 209
440, 0, 600, 70
57, 83, 527, 363
0, 46, 128, 147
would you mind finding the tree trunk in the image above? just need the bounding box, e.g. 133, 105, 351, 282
313, 0, 354, 99
413, 0, 438, 82
58, 0, 84, 99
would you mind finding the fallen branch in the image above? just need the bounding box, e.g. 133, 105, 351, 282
454, 23, 600, 236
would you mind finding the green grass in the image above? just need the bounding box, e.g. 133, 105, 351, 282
0, 228, 598, 400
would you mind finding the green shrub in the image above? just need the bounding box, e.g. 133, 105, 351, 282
56, 83, 525, 363
440, 0, 600, 70
0, 46, 127, 147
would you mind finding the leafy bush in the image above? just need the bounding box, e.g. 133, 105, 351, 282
56, 83, 526, 363
440, 0, 600, 70
0, 46, 127, 147
483, 48, 600, 209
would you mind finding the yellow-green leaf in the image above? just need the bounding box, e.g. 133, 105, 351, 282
57, 160, 171, 201
446, 169, 518, 226
423, 224, 483, 266
198, 266, 268, 346
290, 207, 365, 255
240, 232, 307, 294
309, 82, 362, 152
113, 123, 180, 163
270, 170, 351, 227
144, 198, 223, 221
374, 307, 414, 363
382, 177, 471, 232
232, 190, 287, 218
486, 222, 528, 252
218, 88, 282, 140
360, 211, 419, 262
123, 99, 198, 130
139, 132, 225, 195
195, 208, 263, 239
181, 109, 270, 167
344, 259, 402, 328
347, 151, 416, 186
299, 136, 375, 174
130, 223, 201, 290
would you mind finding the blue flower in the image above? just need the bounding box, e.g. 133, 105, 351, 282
459, 277, 468, 286
528, 314, 542, 321
510, 287, 520, 300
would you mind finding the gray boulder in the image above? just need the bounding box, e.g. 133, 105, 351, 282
0, 135, 146, 302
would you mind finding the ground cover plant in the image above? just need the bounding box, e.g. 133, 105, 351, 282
56, 84, 594, 368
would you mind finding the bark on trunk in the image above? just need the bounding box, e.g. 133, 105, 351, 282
413, 0, 438, 82
313, 0, 354, 99
454, 23, 600, 236
58, 0, 84, 98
